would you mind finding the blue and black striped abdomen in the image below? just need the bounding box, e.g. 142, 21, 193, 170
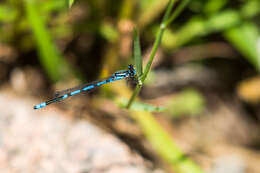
34, 65, 136, 110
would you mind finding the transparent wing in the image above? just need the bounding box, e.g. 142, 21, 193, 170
54, 77, 113, 97
54, 69, 132, 97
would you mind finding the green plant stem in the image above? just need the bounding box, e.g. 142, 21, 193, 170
141, 27, 164, 82
141, 0, 175, 82
131, 110, 203, 173
126, 25, 165, 109
126, 84, 141, 108
165, 0, 191, 27
127, 0, 191, 108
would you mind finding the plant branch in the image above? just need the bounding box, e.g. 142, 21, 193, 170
127, 0, 190, 108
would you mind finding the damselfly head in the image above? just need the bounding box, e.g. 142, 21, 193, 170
128, 64, 136, 77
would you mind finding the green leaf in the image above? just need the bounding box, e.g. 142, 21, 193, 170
0, 5, 18, 22
41, 0, 67, 12
133, 28, 143, 77
206, 10, 240, 32
99, 23, 119, 42
203, 0, 228, 14
224, 22, 260, 71
25, 0, 72, 82
167, 88, 205, 118
137, 0, 168, 28
130, 110, 204, 173
68, 0, 74, 8
241, 0, 260, 18
118, 98, 165, 112
163, 10, 241, 48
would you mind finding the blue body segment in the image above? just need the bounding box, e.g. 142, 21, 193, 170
34, 65, 136, 110
96, 81, 106, 86
82, 85, 94, 91
70, 90, 81, 96
34, 102, 47, 109
62, 94, 68, 99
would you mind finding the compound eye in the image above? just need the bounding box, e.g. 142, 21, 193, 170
128, 64, 133, 69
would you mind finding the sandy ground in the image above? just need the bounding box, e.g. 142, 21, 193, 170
0, 91, 162, 173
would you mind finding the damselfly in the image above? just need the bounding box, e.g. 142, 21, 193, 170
34, 64, 136, 109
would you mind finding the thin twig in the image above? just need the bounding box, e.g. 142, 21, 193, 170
126, 0, 191, 108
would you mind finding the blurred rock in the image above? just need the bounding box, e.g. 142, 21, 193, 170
10, 67, 46, 95
209, 156, 245, 173
146, 64, 218, 90
0, 91, 160, 173
10, 68, 27, 93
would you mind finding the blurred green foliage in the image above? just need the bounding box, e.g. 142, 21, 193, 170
68, 0, 74, 8
131, 110, 203, 173
167, 89, 205, 118
0, 0, 74, 81
118, 98, 166, 112
160, 0, 260, 70
25, 0, 73, 82
0, 0, 259, 77
224, 22, 260, 69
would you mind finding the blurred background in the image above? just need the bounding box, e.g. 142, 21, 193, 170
0, 0, 260, 172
